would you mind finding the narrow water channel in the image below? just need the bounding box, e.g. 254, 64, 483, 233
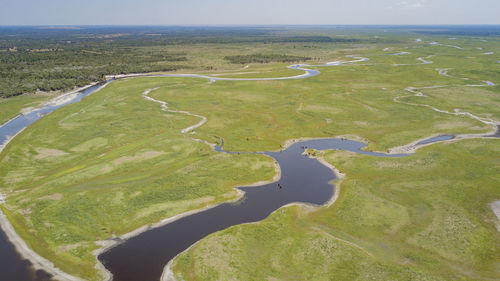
98, 138, 406, 281
0, 83, 109, 147
416, 135, 455, 145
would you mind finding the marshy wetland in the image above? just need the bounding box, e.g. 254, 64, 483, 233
0, 26, 499, 281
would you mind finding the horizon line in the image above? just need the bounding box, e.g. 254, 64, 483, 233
1, 24, 500, 27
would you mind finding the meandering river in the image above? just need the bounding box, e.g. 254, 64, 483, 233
99, 139, 406, 281
0, 57, 365, 281
0, 51, 497, 281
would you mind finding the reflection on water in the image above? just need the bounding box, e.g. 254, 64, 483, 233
99, 138, 406, 281
0, 222, 54, 281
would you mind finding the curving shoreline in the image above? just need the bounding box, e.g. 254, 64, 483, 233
0, 58, 348, 281
0, 82, 113, 281
0, 211, 85, 281
100, 136, 403, 281
0, 49, 499, 281
389, 68, 500, 154
158, 154, 345, 281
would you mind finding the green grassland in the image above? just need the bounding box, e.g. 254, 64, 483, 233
0, 25, 384, 98
173, 139, 500, 281
0, 31, 499, 280
0, 78, 277, 280
166, 39, 500, 280
150, 46, 493, 153
0, 40, 360, 123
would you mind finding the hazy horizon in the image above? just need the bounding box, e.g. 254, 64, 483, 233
2, 24, 500, 27
1, 0, 499, 26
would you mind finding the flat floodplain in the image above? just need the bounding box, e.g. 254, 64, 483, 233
173, 139, 500, 280
0, 27, 499, 280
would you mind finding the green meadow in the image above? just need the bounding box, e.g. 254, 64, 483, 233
0, 32, 499, 280
173, 139, 500, 281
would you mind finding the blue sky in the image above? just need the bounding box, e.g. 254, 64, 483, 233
1, 0, 499, 25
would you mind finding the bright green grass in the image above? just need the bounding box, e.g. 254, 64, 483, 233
173, 139, 500, 281
207, 65, 305, 79
1, 35, 499, 280
150, 50, 489, 153
0, 78, 276, 280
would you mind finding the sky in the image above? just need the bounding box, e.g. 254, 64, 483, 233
0, 0, 499, 26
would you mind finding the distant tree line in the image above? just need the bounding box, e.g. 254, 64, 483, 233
0, 40, 188, 98
224, 54, 312, 64
0, 26, 368, 98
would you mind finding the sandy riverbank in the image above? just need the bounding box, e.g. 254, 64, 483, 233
491, 201, 500, 232
0, 83, 99, 128
1, 49, 498, 281
0, 81, 111, 281
388, 124, 500, 155
92, 142, 282, 280
0, 210, 85, 281
93, 192, 246, 281
158, 139, 349, 281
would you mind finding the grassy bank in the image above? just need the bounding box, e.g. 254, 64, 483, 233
0, 33, 498, 280
0, 77, 276, 280
172, 139, 500, 280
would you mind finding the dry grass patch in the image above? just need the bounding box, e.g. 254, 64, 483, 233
34, 148, 68, 159
38, 193, 63, 201
70, 137, 108, 152
113, 151, 165, 165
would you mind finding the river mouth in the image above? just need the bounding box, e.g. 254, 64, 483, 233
98, 138, 406, 281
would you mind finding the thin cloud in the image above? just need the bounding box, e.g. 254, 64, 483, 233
386, 0, 430, 10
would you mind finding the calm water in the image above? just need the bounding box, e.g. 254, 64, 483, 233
416, 135, 455, 145
0, 225, 54, 281
0, 61, 329, 281
1, 57, 482, 281
0, 83, 108, 147
99, 138, 406, 281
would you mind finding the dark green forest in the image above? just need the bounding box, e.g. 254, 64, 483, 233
1, 25, 482, 98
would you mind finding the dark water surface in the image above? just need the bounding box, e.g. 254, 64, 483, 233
2, 59, 479, 281
0, 225, 54, 281
0, 62, 332, 281
99, 138, 406, 281
487, 125, 500, 138
1, 66, 496, 281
